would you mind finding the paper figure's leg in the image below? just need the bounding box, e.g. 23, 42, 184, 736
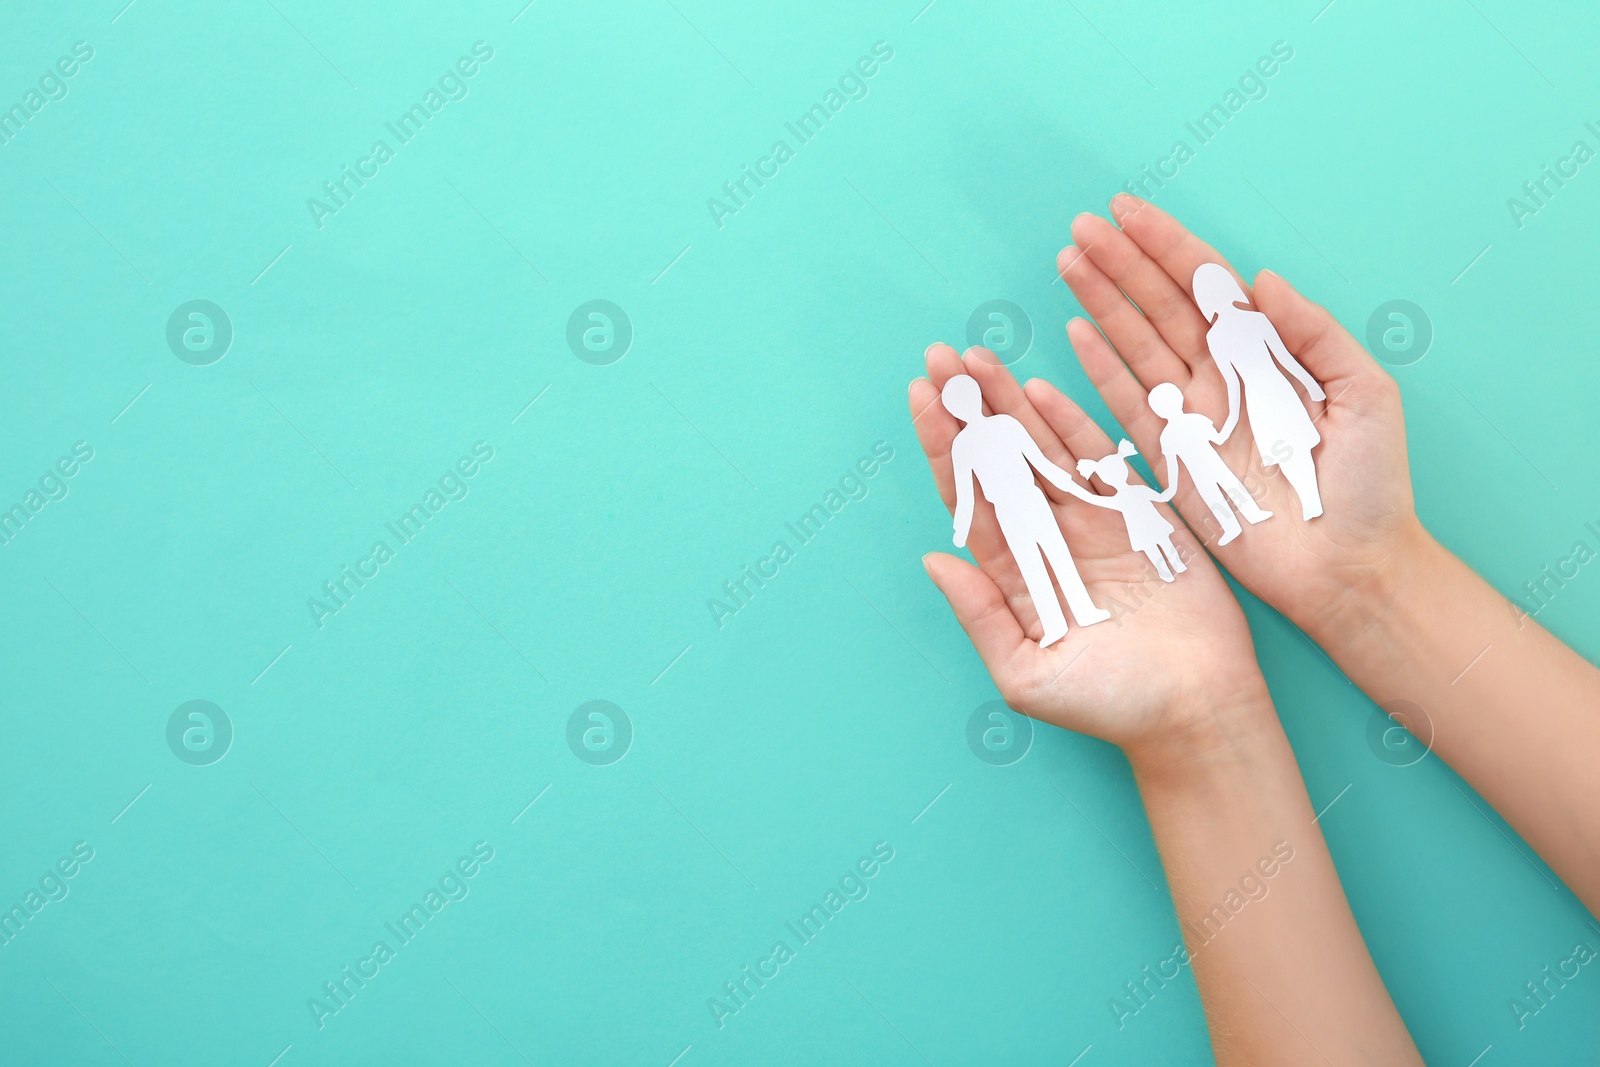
1143, 547, 1175, 583
1196, 482, 1245, 545
1159, 539, 1188, 575
1280, 451, 1324, 520
1039, 526, 1111, 628
1009, 537, 1071, 646
1220, 472, 1273, 525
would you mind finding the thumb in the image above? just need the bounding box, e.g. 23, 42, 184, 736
923, 553, 1029, 679
1253, 268, 1382, 387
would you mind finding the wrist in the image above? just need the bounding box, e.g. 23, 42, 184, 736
1123, 676, 1282, 784
1297, 517, 1445, 652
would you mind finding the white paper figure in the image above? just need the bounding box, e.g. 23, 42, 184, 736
943, 375, 1110, 646
1193, 263, 1327, 520
1074, 440, 1185, 583
1148, 382, 1271, 546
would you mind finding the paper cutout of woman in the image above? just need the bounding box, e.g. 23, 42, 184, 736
1193, 263, 1326, 520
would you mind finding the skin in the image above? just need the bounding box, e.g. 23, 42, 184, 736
907, 189, 1600, 1063
911, 346, 1422, 1064
1063, 194, 1600, 920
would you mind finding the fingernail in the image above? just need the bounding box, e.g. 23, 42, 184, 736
921, 553, 936, 574
1111, 193, 1141, 219
924, 342, 948, 358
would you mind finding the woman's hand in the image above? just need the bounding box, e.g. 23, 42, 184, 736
912, 330, 1426, 1067
1059, 195, 1424, 640
1060, 197, 1600, 926
910, 344, 1272, 764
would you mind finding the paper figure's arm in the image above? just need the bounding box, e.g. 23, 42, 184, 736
1214, 358, 1242, 441
1150, 451, 1180, 502
1265, 325, 1326, 401
1020, 434, 1104, 505
950, 443, 976, 549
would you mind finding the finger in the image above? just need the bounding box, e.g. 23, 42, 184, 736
1072, 212, 1211, 370
1252, 269, 1380, 390
960, 348, 1085, 504
1066, 317, 1168, 459
1069, 318, 1238, 548
1025, 377, 1202, 560
1020, 377, 1121, 483
1111, 194, 1252, 311
924, 341, 969, 392
923, 552, 1033, 671
909, 376, 959, 511
1058, 242, 1191, 389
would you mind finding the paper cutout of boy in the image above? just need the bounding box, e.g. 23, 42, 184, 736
1148, 382, 1272, 546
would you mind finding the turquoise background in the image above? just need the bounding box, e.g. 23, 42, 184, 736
2, 0, 1598, 1063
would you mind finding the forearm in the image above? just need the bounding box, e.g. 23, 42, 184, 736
1308, 522, 1600, 913
1130, 693, 1420, 1066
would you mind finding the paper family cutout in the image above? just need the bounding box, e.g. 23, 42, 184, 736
935, 262, 1328, 642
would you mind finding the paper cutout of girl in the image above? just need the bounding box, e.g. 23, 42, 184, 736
1075, 440, 1186, 583
1193, 263, 1326, 520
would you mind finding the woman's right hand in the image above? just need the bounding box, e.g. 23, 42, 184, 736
1059, 195, 1427, 641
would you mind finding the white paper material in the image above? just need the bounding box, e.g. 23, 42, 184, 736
943, 374, 1109, 646
1148, 382, 1271, 546
1075, 440, 1186, 582
1193, 263, 1327, 521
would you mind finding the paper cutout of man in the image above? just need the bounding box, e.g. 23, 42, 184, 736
943, 374, 1110, 646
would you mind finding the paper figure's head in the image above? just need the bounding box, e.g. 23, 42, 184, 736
1193, 263, 1248, 323
941, 374, 983, 422
1148, 382, 1186, 418
1076, 439, 1139, 486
